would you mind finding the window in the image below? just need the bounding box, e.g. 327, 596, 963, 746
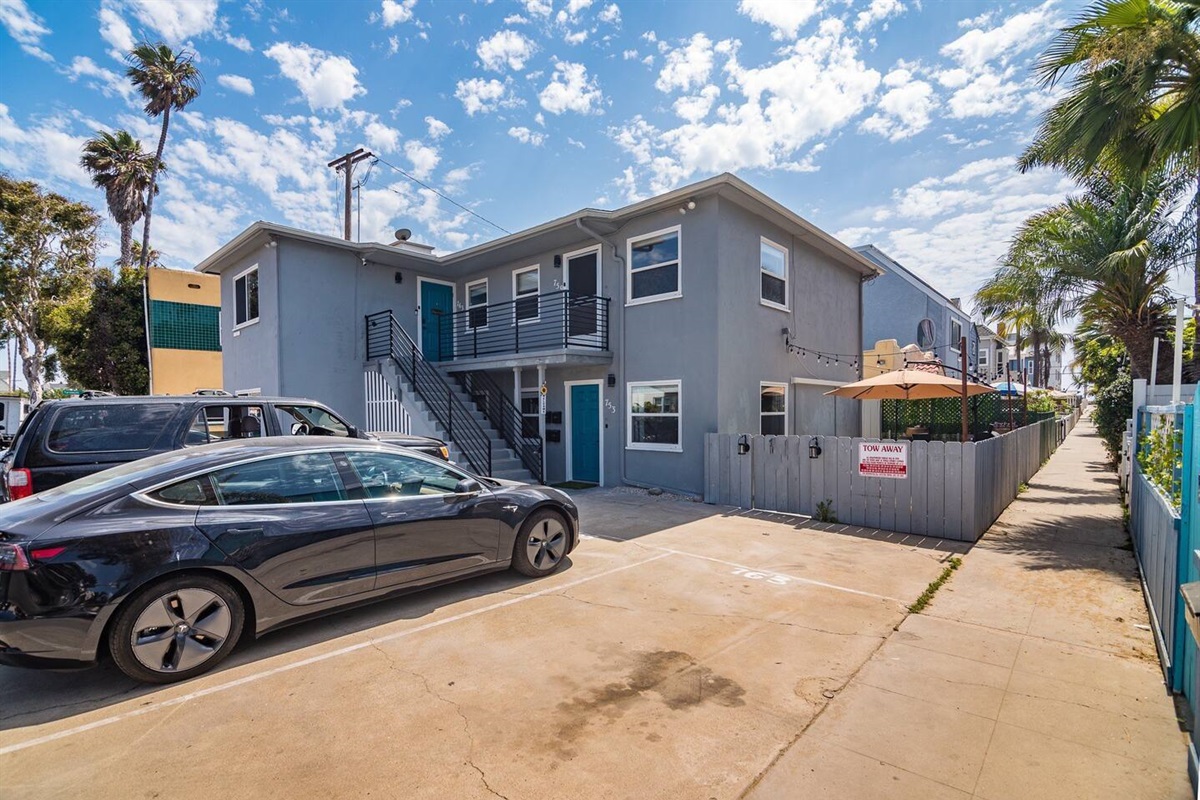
760, 238, 788, 310
916, 318, 935, 349
149, 476, 218, 506
187, 405, 266, 443
513, 266, 539, 323
627, 227, 680, 304
234, 267, 259, 327
760, 383, 787, 435
978, 348, 989, 367
344, 450, 467, 499
627, 381, 681, 451
47, 404, 181, 453
211, 452, 348, 505
950, 319, 963, 351
466, 279, 488, 329
275, 405, 350, 436
521, 391, 540, 438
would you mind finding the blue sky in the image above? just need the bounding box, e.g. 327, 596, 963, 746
1, 0, 1094, 311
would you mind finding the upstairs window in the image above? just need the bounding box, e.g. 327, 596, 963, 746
627, 227, 681, 305
234, 267, 259, 327
514, 266, 539, 323
979, 349, 989, 367
466, 279, 488, 329
760, 238, 788, 310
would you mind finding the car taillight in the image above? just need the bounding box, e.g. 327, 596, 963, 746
7, 468, 31, 500
0, 543, 31, 571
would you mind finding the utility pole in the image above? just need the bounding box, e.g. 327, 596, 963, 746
327, 148, 373, 241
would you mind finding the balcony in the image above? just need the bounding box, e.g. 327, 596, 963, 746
430, 290, 612, 371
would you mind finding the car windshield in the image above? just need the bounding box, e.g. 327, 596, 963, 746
34, 449, 202, 500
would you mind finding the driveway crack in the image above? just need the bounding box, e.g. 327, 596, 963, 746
370, 643, 509, 800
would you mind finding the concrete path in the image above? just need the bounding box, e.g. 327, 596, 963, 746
746, 419, 1192, 800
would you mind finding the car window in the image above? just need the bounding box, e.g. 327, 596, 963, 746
148, 475, 218, 506
190, 405, 266, 443
275, 405, 350, 437
184, 412, 209, 446
344, 451, 468, 499
46, 404, 180, 453
210, 452, 348, 505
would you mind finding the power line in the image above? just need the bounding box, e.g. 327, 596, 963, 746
373, 155, 511, 236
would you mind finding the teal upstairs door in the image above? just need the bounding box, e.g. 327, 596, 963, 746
569, 383, 600, 484
419, 280, 454, 361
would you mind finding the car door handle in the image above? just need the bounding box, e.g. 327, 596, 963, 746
380, 511, 408, 519
226, 526, 264, 535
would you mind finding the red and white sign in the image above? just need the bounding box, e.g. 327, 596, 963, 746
858, 442, 908, 479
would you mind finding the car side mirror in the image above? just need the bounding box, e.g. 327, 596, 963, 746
347, 424, 361, 438
454, 478, 483, 495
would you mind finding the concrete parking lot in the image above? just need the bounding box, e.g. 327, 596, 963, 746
0, 488, 964, 800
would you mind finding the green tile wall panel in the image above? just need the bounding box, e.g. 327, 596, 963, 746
149, 299, 221, 352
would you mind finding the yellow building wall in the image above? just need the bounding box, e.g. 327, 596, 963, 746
150, 349, 223, 395
147, 267, 223, 395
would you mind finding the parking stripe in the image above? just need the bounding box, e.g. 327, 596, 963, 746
0, 551, 672, 757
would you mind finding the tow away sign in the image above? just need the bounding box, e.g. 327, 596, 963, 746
858, 442, 908, 479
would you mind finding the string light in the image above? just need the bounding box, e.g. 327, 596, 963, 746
783, 333, 860, 371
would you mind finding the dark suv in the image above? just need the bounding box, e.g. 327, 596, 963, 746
0, 396, 448, 501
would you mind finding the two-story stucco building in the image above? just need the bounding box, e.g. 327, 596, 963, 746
194, 173, 882, 495
856, 245, 978, 376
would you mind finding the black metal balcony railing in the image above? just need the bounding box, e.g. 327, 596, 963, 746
458, 370, 543, 483
432, 290, 610, 362
365, 310, 492, 476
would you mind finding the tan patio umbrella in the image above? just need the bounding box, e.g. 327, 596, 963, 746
825, 369, 997, 441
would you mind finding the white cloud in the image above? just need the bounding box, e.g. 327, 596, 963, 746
225, 34, 253, 52
217, 74, 255, 96
566, 0, 593, 14
859, 68, 934, 140
454, 77, 514, 115
504, 14, 530, 25
508, 126, 546, 146
622, 48, 638, 60
564, 30, 588, 45
522, 0, 552, 18
672, 85, 720, 123
0, 104, 91, 187
539, 60, 603, 115
365, 119, 400, 152
855, 0, 904, 32
567, 137, 586, 149
123, 0, 219, 44
613, 18, 879, 196
940, 1, 1056, 70
378, 0, 417, 26
598, 3, 621, 24
425, 115, 451, 139
65, 56, 136, 102
656, 33, 714, 93
945, 68, 1026, 118
98, 2, 134, 60
833, 226, 881, 246
736, 0, 821, 40
265, 42, 366, 111
404, 139, 440, 179
477, 29, 536, 72
0, 0, 53, 61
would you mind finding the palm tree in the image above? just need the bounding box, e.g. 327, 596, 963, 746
1019, 0, 1199, 353
126, 43, 201, 268
79, 130, 157, 268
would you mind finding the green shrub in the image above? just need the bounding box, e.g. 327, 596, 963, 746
1092, 371, 1132, 466
814, 499, 838, 523
1138, 422, 1182, 510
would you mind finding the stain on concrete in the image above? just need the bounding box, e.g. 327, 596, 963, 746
552, 650, 745, 756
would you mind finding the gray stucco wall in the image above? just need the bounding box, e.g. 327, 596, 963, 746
220, 243, 281, 396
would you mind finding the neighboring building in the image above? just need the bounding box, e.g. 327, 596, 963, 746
862, 339, 940, 378
857, 246, 978, 376
975, 323, 1065, 389
195, 173, 882, 493
146, 267, 223, 395
975, 324, 1008, 383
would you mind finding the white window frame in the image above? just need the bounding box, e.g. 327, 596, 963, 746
626, 380, 682, 452
978, 348, 989, 367
760, 381, 788, 436
232, 265, 259, 330
512, 265, 540, 325
626, 225, 682, 307
759, 237, 789, 312
465, 277, 489, 331
949, 318, 963, 352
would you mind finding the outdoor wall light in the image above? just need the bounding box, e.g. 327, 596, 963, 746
394, 271, 403, 284
737, 434, 751, 456
553, 255, 562, 268
809, 437, 822, 459
607, 373, 616, 387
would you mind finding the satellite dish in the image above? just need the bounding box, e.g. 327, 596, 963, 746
395, 228, 412, 241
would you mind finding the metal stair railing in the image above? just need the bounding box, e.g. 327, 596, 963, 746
436, 290, 610, 361
365, 310, 492, 476
459, 370, 544, 483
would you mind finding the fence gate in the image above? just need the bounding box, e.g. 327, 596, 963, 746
364, 369, 412, 433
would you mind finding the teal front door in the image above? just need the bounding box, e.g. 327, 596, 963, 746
569, 383, 600, 484
420, 281, 454, 361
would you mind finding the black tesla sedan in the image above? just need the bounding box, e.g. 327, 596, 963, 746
0, 438, 578, 683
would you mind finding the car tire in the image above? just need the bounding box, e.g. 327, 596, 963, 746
511, 509, 570, 577
108, 574, 245, 684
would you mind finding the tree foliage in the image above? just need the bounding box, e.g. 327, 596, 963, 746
0, 176, 99, 403
1093, 370, 1135, 463
79, 130, 157, 268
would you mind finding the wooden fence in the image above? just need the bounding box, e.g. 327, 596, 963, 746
705, 412, 1078, 542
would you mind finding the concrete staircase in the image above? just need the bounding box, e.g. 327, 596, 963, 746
374, 360, 535, 483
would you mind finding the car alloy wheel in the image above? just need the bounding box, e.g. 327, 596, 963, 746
526, 516, 567, 570
130, 588, 233, 674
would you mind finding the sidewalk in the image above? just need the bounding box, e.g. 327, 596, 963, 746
745, 419, 1192, 800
